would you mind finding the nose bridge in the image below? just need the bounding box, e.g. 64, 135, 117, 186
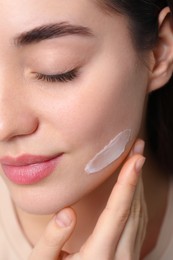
0, 75, 38, 141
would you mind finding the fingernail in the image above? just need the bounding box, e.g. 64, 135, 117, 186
56, 210, 72, 228
133, 140, 145, 155
135, 157, 146, 174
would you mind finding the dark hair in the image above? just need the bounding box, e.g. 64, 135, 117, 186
99, 0, 173, 174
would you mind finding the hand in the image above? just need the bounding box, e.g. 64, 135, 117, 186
29, 139, 148, 260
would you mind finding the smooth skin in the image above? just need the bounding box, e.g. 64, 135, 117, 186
29, 140, 147, 260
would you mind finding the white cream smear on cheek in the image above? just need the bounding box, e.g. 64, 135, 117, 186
85, 129, 131, 174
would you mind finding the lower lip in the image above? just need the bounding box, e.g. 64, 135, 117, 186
1, 155, 62, 185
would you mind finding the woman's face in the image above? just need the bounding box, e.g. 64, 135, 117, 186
0, 0, 149, 214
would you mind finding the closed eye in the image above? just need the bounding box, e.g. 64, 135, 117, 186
35, 68, 79, 83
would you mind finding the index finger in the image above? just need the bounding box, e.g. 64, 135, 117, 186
82, 154, 145, 259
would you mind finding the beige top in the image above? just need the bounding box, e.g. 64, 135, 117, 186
0, 176, 173, 260
0, 177, 32, 259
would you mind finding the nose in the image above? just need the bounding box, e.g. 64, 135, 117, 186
0, 88, 39, 142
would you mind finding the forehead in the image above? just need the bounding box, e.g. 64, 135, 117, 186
0, 0, 104, 27
0, 0, 128, 47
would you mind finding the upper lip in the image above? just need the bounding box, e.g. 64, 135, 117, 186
0, 153, 63, 166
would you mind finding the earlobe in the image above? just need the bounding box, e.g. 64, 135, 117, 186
148, 7, 173, 93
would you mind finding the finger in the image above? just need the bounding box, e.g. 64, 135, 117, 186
135, 177, 148, 257
82, 154, 146, 259
113, 139, 146, 256
114, 139, 147, 260
29, 208, 76, 260
128, 139, 145, 158
130, 139, 148, 246
114, 175, 145, 260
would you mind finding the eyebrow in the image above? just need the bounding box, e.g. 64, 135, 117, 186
14, 22, 94, 46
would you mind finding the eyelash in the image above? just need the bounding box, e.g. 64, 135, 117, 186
35, 68, 78, 83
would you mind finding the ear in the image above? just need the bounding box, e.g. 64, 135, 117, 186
148, 7, 173, 93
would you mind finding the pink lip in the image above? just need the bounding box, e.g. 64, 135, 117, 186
0, 154, 63, 185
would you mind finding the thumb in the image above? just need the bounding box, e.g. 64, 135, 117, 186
29, 208, 76, 260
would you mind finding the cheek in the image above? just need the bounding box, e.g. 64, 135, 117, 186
60, 64, 147, 156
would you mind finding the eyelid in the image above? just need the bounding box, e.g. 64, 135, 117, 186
34, 67, 79, 83
33, 66, 77, 76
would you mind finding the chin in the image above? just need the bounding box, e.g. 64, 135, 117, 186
14, 198, 73, 215
16, 202, 61, 215
11, 187, 79, 215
